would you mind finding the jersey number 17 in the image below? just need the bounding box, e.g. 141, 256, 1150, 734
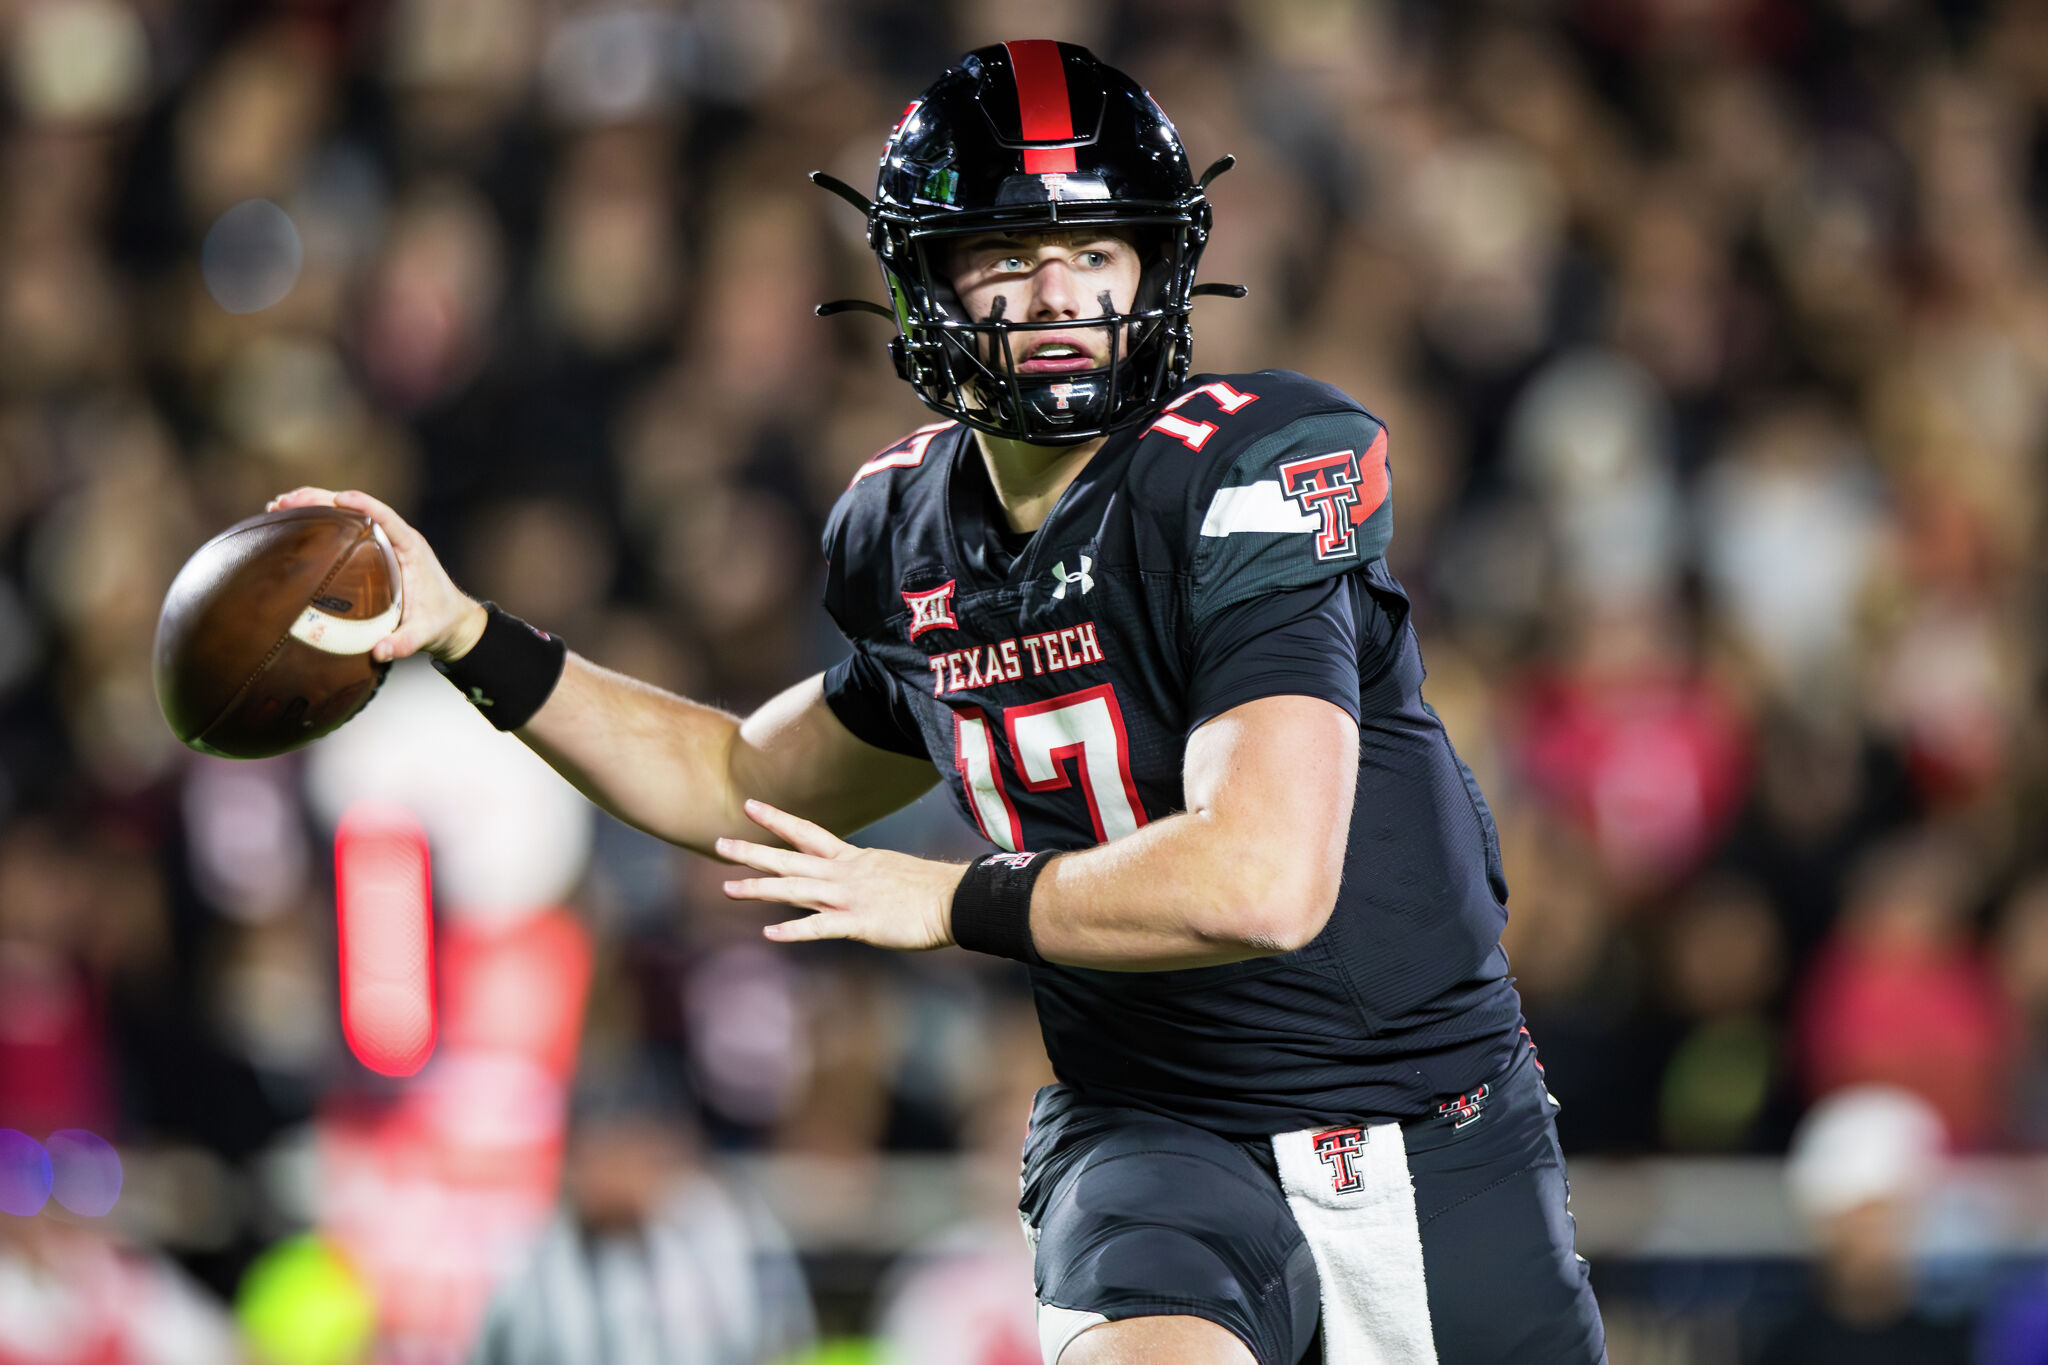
952, 683, 1148, 851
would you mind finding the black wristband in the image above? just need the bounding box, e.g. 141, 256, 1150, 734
432, 602, 567, 731
951, 851, 1054, 966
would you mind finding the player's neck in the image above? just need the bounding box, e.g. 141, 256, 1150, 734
973, 429, 1107, 535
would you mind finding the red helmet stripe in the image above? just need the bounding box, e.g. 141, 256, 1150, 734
1003, 40, 1078, 174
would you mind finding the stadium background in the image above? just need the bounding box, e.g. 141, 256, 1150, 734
4, 0, 2048, 1361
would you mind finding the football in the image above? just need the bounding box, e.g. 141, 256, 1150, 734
154, 506, 403, 759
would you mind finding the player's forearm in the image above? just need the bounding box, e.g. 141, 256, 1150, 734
515, 653, 750, 853
1026, 809, 1342, 971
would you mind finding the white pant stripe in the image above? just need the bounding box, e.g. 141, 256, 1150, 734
1038, 1303, 1110, 1363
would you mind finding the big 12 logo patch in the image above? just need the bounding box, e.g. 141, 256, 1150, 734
903, 580, 958, 640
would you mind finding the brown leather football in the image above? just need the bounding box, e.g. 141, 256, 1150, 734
154, 506, 403, 759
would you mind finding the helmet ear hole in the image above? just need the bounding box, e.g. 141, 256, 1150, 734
930, 278, 969, 323
1136, 253, 1175, 312
913, 239, 972, 323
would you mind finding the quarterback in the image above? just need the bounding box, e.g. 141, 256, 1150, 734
275, 41, 1605, 1365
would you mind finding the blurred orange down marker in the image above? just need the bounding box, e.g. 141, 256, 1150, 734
335, 803, 437, 1076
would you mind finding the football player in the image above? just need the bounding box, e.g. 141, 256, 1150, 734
273, 42, 1605, 1365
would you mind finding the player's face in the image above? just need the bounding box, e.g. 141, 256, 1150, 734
945, 230, 1143, 373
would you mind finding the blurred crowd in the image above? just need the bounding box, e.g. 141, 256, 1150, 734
7, 0, 2048, 1360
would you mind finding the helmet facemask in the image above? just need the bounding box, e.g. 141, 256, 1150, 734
894, 219, 1200, 445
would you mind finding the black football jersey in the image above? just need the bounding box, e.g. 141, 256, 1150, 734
820, 370, 1523, 1135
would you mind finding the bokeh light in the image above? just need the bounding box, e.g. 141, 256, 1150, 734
334, 802, 437, 1077
47, 1128, 123, 1217
235, 1234, 378, 1365
781, 1342, 881, 1365
0, 1130, 53, 1217
201, 198, 304, 314
6, 0, 149, 125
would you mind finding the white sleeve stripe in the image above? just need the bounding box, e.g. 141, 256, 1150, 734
1199, 480, 1317, 537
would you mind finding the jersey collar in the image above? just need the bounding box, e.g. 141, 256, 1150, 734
943, 424, 1137, 590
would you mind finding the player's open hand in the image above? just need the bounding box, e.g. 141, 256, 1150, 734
719, 800, 964, 951
266, 487, 486, 665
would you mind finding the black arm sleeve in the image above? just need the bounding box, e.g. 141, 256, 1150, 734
821, 647, 930, 759
1184, 570, 1400, 733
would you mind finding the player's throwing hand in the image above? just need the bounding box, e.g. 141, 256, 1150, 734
719, 800, 964, 951
267, 487, 487, 664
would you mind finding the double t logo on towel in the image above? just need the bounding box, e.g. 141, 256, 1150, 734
1311, 1125, 1367, 1195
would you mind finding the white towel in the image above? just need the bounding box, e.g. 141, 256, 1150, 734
1272, 1122, 1439, 1365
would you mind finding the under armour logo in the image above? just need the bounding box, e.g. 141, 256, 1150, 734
1050, 555, 1094, 600
468, 687, 494, 709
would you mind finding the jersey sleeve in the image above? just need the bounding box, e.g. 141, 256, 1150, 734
1187, 408, 1391, 630
1185, 572, 1401, 732
821, 645, 930, 759
818, 491, 863, 640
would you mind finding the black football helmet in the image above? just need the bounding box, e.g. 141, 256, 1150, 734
814, 41, 1242, 445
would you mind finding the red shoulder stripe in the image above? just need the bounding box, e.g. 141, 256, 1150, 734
1348, 427, 1390, 525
